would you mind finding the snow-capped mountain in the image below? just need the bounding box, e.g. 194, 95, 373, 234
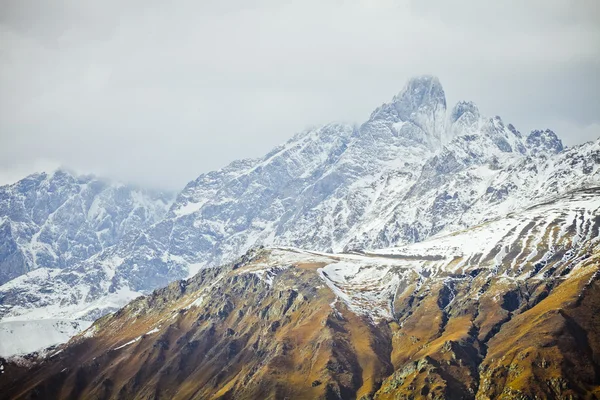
0, 170, 173, 285
2, 187, 598, 399
96, 76, 599, 291
0, 75, 599, 356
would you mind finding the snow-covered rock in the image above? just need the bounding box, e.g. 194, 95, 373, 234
526, 129, 564, 156
0, 170, 173, 285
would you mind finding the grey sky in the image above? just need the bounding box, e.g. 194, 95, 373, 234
1, 0, 599, 190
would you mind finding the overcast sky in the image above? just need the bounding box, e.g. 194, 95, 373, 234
1, 0, 599, 190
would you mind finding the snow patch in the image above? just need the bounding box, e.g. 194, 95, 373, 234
113, 335, 142, 350
0, 319, 93, 357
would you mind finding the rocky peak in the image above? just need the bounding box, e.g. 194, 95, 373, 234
391, 75, 446, 119
0, 170, 174, 286
526, 129, 564, 156
369, 75, 447, 148
479, 116, 527, 155
449, 100, 480, 137
450, 100, 480, 124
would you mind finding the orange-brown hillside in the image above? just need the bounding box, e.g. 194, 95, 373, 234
1, 189, 599, 400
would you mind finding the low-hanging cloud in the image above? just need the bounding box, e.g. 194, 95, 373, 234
0, 0, 598, 189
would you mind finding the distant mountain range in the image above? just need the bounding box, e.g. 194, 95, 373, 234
0, 76, 598, 376
0, 170, 172, 286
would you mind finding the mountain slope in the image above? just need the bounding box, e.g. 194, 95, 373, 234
0, 169, 173, 285
0, 170, 173, 355
1, 188, 598, 399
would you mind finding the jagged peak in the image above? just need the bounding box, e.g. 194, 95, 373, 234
391, 75, 446, 115
4, 168, 165, 197
447, 101, 481, 140
368, 75, 447, 147
51, 168, 76, 180
526, 129, 564, 155
444, 113, 529, 158
370, 75, 446, 118
393, 74, 443, 95
17, 168, 83, 184
450, 101, 480, 123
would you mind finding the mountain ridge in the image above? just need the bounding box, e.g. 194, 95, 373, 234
0, 75, 598, 358
0, 169, 173, 285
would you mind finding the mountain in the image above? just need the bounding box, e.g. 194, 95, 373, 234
1, 187, 598, 399
98, 76, 597, 287
0, 170, 174, 354
0, 76, 599, 357
0, 170, 173, 285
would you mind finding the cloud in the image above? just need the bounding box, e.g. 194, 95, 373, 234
0, 0, 598, 189
0, 158, 60, 186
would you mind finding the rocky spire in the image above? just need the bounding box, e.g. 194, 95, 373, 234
448, 100, 480, 138
369, 75, 447, 148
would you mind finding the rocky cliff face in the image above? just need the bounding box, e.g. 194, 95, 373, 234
1, 188, 598, 399
0, 170, 173, 285
0, 170, 174, 355
370, 75, 448, 146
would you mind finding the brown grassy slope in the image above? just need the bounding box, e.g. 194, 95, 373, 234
477, 257, 600, 399
0, 257, 395, 400
0, 246, 599, 400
